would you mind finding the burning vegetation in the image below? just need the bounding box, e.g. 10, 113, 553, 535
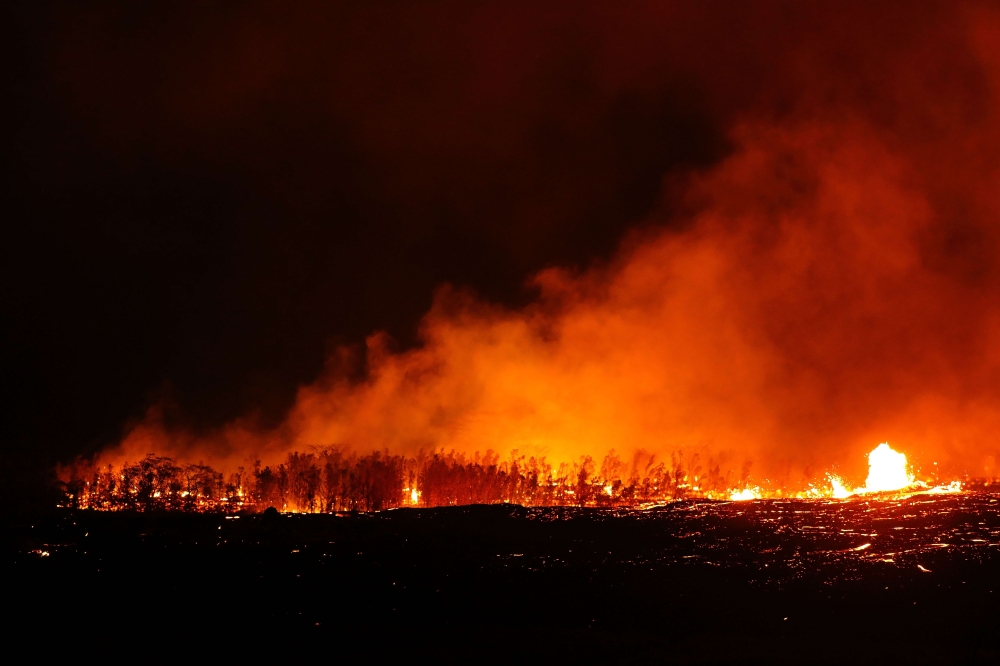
63, 448, 737, 513
62, 443, 975, 513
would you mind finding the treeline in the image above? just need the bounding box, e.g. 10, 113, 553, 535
63, 447, 742, 513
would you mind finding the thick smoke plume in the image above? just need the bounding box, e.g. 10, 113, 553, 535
92, 3, 1000, 491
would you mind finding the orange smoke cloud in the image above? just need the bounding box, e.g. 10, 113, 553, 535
104, 6, 1000, 492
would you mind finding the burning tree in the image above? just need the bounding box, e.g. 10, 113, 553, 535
61, 445, 744, 513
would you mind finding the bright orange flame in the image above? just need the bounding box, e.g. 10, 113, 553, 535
729, 487, 761, 501
828, 474, 852, 499
856, 443, 914, 493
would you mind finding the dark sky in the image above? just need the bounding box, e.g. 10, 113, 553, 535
5, 1, 732, 471
5, 1, 974, 497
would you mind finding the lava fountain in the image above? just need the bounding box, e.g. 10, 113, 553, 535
858, 442, 915, 493
824, 442, 919, 498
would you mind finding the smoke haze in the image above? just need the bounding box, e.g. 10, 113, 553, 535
102, 3, 1000, 488
7, 2, 1000, 493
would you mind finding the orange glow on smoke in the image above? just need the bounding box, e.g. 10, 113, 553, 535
68, 8, 1000, 500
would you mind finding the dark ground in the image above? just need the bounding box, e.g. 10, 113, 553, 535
4, 495, 1000, 664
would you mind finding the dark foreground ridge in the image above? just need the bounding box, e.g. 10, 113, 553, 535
5, 494, 1000, 663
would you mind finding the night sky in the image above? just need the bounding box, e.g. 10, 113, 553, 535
5, 1, 991, 502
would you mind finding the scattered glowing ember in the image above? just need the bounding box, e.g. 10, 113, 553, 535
828, 475, 852, 499
923, 480, 963, 494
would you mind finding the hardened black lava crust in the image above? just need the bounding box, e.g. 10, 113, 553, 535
5, 494, 1000, 664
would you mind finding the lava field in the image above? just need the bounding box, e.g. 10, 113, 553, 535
6, 494, 1000, 663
